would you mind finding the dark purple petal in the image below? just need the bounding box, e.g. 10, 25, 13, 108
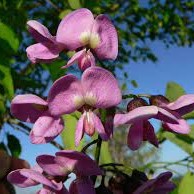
27, 20, 55, 43
143, 121, 158, 147
48, 75, 84, 116
55, 150, 103, 176
26, 43, 59, 64
36, 155, 66, 176
30, 113, 64, 144
127, 121, 144, 150
75, 114, 85, 146
92, 15, 118, 60
114, 106, 158, 126
82, 67, 122, 108
11, 94, 47, 123
167, 94, 194, 115
69, 177, 95, 194
56, 8, 94, 50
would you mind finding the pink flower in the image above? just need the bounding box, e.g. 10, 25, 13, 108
11, 94, 64, 144
114, 98, 180, 150
48, 66, 122, 146
58, 8, 118, 70
37, 150, 103, 194
7, 164, 68, 194
26, 20, 63, 63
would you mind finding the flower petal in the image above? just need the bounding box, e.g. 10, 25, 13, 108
127, 121, 144, 150
82, 66, 122, 108
7, 169, 40, 188
69, 177, 95, 194
26, 42, 59, 64
75, 114, 85, 147
30, 113, 64, 144
62, 49, 86, 69
114, 106, 158, 126
27, 20, 54, 43
11, 94, 47, 123
36, 155, 66, 176
92, 112, 109, 140
55, 150, 102, 176
56, 8, 94, 50
143, 121, 158, 147
92, 15, 118, 60
48, 75, 84, 116
154, 107, 179, 124
167, 94, 194, 115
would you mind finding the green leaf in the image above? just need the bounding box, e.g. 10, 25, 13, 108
100, 141, 113, 164
0, 65, 14, 99
131, 80, 138, 88
165, 82, 185, 101
61, 112, 83, 151
7, 134, 21, 157
183, 111, 194, 120
162, 132, 194, 156
68, 0, 81, 9
0, 22, 19, 53
178, 172, 194, 194
59, 9, 72, 19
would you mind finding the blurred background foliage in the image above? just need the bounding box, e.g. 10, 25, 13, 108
1, 0, 194, 193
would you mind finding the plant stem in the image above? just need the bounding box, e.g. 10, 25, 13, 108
95, 135, 102, 165
81, 139, 98, 153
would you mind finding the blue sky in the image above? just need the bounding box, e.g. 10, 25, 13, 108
9, 41, 194, 193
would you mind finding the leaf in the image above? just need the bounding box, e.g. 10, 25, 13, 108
59, 9, 72, 19
7, 134, 21, 157
0, 65, 14, 99
178, 172, 194, 194
183, 111, 194, 120
0, 22, 19, 54
162, 132, 194, 156
68, 0, 81, 9
165, 82, 185, 101
100, 141, 113, 164
61, 112, 83, 151
131, 80, 138, 88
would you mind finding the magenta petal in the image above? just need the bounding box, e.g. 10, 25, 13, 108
63, 49, 86, 69
69, 177, 95, 194
26, 43, 59, 64
36, 155, 65, 176
55, 150, 102, 176
7, 169, 39, 188
27, 20, 54, 43
92, 112, 109, 140
114, 106, 158, 126
82, 67, 122, 108
127, 121, 144, 150
30, 113, 64, 144
48, 75, 84, 116
167, 94, 194, 115
92, 15, 118, 60
143, 121, 158, 147
155, 107, 179, 124
56, 8, 94, 50
163, 117, 190, 134
75, 114, 85, 147
11, 94, 47, 123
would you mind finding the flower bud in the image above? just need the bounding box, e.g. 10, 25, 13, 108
149, 95, 170, 106
127, 98, 148, 112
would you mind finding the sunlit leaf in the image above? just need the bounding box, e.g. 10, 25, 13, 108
68, 0, 81, 9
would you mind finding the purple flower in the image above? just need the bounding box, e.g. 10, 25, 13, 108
7, 164, 68, 194
11, 94, 64, 144
26, 20, 63, 64
114, 98, 180, 150
37, 150, 103, 194
150, 94, 194, 134
48, 66, 122, 146
133, 172, 175, 194
58, 8, 118, 69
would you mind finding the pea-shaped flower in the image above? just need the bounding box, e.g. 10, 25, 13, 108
48, 66, 122, 146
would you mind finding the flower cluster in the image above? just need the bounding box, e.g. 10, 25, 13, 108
7, 8, 194, 194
